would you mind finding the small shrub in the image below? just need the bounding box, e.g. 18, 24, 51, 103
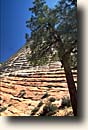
40, 103, 57, 116
0, 106, 7, 112
31, 107, 39, 115
26, 45, 28, 49
37, 101, 43, 107
61, 96, 71, 108
41, 92, 49, 99
49, 97, 56, 102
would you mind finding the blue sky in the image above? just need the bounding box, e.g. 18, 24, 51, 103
0, 0, 58, 62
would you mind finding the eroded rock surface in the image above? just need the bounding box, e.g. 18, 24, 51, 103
0, 45, 77, 116
0, 62, 77, 116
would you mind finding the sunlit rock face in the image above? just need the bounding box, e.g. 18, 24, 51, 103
0, 42, 77, 116
0, 43, 31, 76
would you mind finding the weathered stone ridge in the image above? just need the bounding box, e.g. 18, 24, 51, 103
0, 44, 31, 75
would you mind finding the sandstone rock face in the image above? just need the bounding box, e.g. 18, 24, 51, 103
0, 44, 77, 116
0, 45, 31, 75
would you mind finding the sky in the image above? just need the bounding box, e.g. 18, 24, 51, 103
0, 0, 58, 62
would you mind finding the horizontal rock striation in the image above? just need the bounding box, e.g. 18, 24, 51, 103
0, 43, 77, 116
0, 44, 31, 75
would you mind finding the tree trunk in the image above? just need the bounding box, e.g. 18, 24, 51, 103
50, 28, 77, 116
61, 55, 77, 116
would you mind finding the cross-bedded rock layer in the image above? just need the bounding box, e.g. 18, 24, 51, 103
0, 44, 77, 116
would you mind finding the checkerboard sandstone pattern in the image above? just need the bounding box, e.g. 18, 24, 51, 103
0, 44, 77, 116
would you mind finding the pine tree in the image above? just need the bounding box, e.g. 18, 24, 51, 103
25, 33, 29, 42
26, 0, 77, 116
